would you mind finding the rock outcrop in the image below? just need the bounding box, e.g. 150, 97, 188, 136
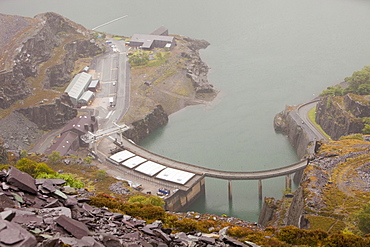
124, 105, 169, 144
0, 12, 102, 108
17, 94, 77, 130
182, 37, 214, 94
315, 94, 366, 140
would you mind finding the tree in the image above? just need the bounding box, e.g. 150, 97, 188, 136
345, 66, 370, 94
47, 151, 62, 165
320, 85, 344, 96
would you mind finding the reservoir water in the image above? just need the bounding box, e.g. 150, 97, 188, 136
2, 0, 370, 221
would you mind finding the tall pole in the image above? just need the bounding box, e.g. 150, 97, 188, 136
228, 180, 232, 201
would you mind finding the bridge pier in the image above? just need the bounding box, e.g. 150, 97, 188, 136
228, 180, 232, 201
285, 174, 292, 191
258, 179, 262, 200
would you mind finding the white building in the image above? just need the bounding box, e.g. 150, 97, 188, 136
65, 72, 92, 105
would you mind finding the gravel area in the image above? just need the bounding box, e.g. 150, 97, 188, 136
0, 111, 43, 152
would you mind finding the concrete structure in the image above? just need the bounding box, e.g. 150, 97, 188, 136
127, 27, 176, 50
64, 72, 92, 105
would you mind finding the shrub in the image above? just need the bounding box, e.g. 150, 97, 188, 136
89, 194, 166, 221
16, 158, 55, 178
36, 172, 84, 188
323, 232, 370, 247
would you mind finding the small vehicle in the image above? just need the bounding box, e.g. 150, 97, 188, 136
158, 188, 170, 195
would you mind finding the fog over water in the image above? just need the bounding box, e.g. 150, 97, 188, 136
2, 0, 370, 221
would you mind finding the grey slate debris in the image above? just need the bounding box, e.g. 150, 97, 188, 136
0, 166, 258, 246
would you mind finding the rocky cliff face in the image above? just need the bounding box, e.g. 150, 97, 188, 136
182, 37, 214, 94
17, 95, 77, 130
46, 38, 102, 88
123, 105, 169, 144
315, 95, 365, 140
0, 12, 102, 108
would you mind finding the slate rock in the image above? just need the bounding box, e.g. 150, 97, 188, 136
0, 194, 15, 209
56, 215, 90, 239
101, 234, 121, 247
199, 235, 216, 245
6, 166, 37, 194
62, 186, 77, 195
35, 178, 66, 186
0, 209, 15, 221
222, 236, 248, 247
0, 219, 37, 247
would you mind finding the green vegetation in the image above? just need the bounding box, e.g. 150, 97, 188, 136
37, 172, 84, 188
128, 49, 150, 66
308, 107, 332, 140
358, 202, 370, 234
89, 194, 166, 221
362, 124, 370, 134
339, 133, 363, 140
15, 158, 84, 188
320, 66, 370, 96
128, 195, 165, 207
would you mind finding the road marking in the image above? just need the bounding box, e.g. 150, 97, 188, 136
106, 110, 115, 119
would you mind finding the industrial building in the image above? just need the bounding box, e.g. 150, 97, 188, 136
64, 72, 94, 106
127, 26, 176, 50
46, 114, 98, 156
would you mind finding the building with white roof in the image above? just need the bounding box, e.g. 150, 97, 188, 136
156, 167, 195, 185
109, 150, 135, 164
135, 161, 166, 176
122, 156, 147, 169
65, 72, 92, 105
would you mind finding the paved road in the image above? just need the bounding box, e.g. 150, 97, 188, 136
297, 99, 330, 142
89, 39, 129, 129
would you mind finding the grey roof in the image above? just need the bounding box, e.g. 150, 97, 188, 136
79, 90, 94, 103
130, 34, 174, 49
150, 26, 168, 35
89, 79, 99, 88
65, 72, 92, 100
47, 131, 79, 156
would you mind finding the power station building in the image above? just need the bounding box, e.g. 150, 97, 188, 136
127, 26, 176, 50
